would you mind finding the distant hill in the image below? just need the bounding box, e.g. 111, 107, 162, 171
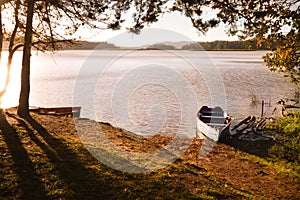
137, 40, 268, 51
63, 41, 119, 50
143, 43, 177, 50
1, 41, 119, 51
1, 40, 269, 51
155, 41, 194, 49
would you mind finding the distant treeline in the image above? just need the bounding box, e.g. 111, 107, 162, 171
64, 40, 271, 50
1, 40, 271, 51
63, 41, 119, 50
1, 41, 119, 50
182, 40, 269, 51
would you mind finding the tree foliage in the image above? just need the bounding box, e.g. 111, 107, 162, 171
264, 32, 300, 84
109, 0, 168, 33
1, 0, 168, 51
172, 0, 220, 33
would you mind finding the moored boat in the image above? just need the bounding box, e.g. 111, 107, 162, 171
196, 106, 232, 141
29, 106, 81, 117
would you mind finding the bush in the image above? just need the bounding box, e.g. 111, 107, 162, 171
266, 111, 300, 164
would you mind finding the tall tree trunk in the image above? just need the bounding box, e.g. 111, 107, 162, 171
17, 0, 34, 117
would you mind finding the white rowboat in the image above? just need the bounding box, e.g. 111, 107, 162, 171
196, 106, 232, 141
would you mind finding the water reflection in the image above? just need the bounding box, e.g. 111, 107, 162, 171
0, 50, 297, 125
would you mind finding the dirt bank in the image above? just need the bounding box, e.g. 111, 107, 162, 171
0, 108, 299, 199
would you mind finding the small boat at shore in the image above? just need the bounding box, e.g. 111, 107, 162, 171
196, 106, 232, 141
29, 106, 81, 117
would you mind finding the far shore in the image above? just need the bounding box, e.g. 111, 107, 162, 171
1, 39, 270, 52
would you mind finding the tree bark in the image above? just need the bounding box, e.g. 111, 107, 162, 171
17, 0, 34, 117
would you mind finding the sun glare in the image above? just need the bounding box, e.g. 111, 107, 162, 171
0, 52, 22, 109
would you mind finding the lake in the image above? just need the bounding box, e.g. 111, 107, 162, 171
0, 50, 297, 136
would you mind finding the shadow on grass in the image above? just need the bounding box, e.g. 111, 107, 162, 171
220, 135, 275, 158
0, 110, 126, 199
0, 110, 250, 199
15, 113, 121, 199
0, 109, 47, 199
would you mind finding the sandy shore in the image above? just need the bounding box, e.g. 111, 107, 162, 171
0, 108, 299, 199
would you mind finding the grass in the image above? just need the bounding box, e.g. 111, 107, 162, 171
1, 109, 299, 199
249, 90, 260, 106
235, 151, 300, 180
230, 111, 300, 180
266, 111, 300, 165
0, 111, 249, 199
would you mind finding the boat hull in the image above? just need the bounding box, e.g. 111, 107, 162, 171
29, 106, 81, 117
196, 106, 231, 141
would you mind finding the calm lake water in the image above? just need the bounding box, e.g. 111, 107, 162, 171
0, 50, 297, 136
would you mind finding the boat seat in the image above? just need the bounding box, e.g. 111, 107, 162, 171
207, 123, 227, 127
200, 107, 224, 116
200, 115, 226, 124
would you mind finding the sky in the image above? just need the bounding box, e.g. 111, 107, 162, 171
84, 0, 299, 47
0, 1, 238, 48
76, 11, 238, 47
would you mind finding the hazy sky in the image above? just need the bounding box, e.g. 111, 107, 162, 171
76, 11, 238, 47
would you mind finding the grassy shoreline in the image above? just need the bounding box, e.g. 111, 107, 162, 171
0, 108, 299, 199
